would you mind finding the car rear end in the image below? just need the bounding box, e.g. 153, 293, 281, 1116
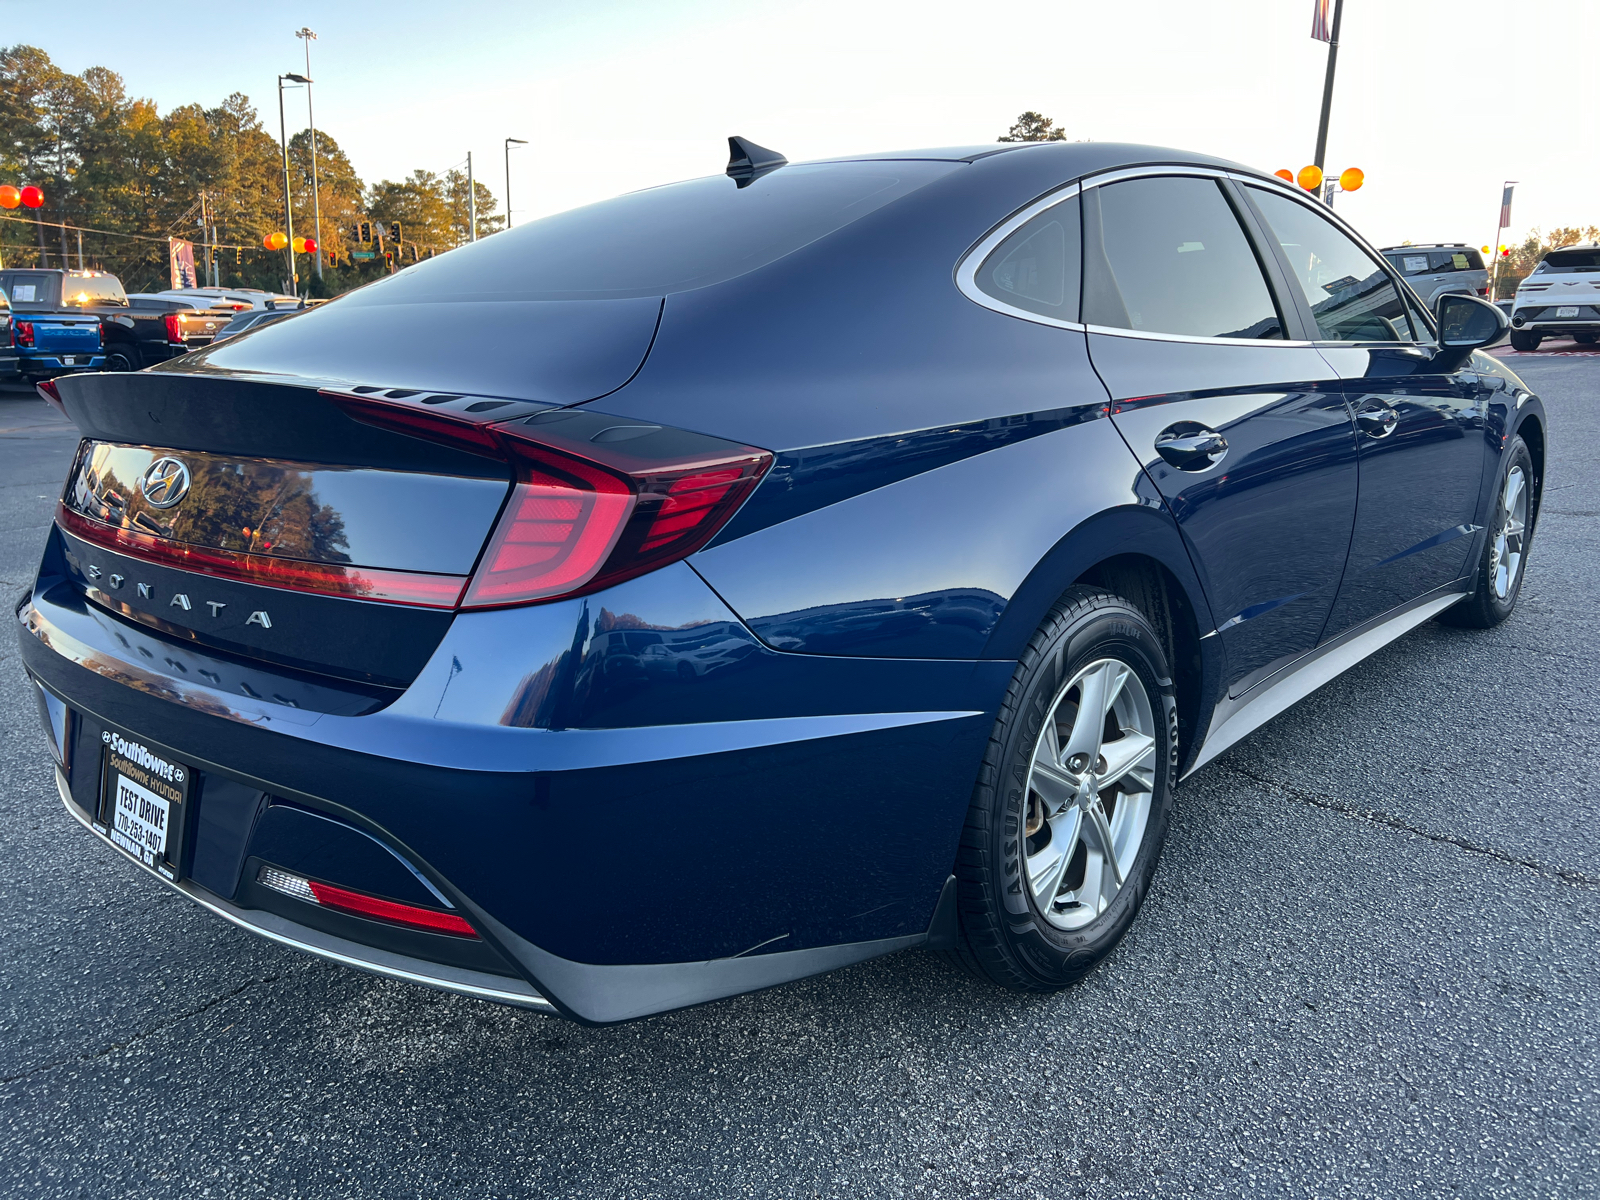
1511, 245, 1600, 341
18, 154, 999, 1023
14, 313, 105, 378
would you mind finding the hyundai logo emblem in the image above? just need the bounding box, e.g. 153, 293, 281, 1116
139, 457, 191, 509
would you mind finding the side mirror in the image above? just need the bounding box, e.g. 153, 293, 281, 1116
1436, 292, 1508, 349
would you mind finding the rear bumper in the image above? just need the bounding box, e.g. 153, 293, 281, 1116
20, 352, 105, 376
54, 768, 556, 1011
18, 556, 995, 1022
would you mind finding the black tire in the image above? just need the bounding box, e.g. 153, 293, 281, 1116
1508, 330, 1541, 352
1438, 435, 1536, 629
945, 587, 1178, 992
103, 347, 141, 372
1573, 331, 1599, 345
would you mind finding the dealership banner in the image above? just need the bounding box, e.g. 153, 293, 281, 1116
1311, 0, 1332, 41
168, 238, 197, 289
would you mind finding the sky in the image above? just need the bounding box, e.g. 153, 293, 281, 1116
7, 0, 1596, 251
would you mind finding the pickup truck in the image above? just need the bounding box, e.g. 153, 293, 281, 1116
0, 268, 229, 376
0, 282, 104, 380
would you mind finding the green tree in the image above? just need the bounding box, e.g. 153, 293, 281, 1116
999, 111, 1070, 143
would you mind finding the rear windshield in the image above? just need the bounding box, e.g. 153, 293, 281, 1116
1535, 249, 1600, 273
61, 274, 128, 306
3, 273, 57, 308
1385, 249, 1484, 275
340, 161, 960, 304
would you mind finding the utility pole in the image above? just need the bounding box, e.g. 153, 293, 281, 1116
467, 151, 477, 243
296, 28, 324, 282
505, 138, 527, 229
277, 76, 298, 294
1312, 0, 1345, 175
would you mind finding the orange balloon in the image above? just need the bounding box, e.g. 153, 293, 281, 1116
1338, 167, 1364, 192
0, 185, 18, 209
264, 231, 288, 250
1296, 165, 1323, 192
1274, 169, 1294, 183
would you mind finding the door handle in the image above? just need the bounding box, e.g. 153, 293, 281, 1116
1355, 403, 1399, 438
1154, 425, 1229, 471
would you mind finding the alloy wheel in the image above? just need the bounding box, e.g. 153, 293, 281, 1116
1023, 657, 1158, 930
1491, 465, 1528, 601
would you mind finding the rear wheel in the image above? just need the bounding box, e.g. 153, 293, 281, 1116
946, 588, 1178, 991
1509, 330, 1541, 352
1573, 330, 1599, 345
1439, 435, 1534, 629
104, 347, 141, 372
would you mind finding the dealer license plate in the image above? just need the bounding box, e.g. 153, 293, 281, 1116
1555, 306, 1580, 318
97, 729, 190, 880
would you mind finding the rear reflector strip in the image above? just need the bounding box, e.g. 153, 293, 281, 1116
59, 504, 468, 608
257, 864, 479, 938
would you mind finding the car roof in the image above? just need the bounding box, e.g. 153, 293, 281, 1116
810, 140, 1256, 178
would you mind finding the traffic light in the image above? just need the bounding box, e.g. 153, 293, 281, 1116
357, 221, 371, 244
390, 221, 402, 245
235, 247, 241, 266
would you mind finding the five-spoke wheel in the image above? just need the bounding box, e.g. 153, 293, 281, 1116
1023, 658, 1157, 930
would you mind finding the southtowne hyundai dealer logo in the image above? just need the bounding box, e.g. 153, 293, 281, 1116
138, 456, 191, 509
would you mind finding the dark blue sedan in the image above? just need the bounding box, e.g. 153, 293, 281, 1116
19, 139, 1541, 1023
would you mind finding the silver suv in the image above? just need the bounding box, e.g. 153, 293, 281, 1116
1507, 244, 1600, 351
1379, 244, 1490, 308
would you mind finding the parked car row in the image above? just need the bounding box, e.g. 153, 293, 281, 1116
0, 270, 294, 384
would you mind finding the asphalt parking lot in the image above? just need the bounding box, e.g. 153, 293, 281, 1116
1, 360, 1596, 1200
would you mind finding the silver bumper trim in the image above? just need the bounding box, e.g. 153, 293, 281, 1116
57, 770, 556, 1013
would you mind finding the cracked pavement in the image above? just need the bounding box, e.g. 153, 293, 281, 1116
1, 366, 1596, 1199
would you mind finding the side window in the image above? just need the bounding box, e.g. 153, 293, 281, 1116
1247, 186, 1416, 343
1083, 176, 1284, 340
974, 194, 1081, 324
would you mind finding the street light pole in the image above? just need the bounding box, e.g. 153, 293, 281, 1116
467, 151, 477, 243
1312, 0, 1345, 176
504, 138, 527, 229
276, 75, 298, 295
296, 28, 324, 283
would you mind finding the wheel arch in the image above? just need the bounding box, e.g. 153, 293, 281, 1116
981, 506, 1224, 772
1513, 407, 1547, 533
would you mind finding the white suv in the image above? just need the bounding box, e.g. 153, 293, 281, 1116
1509, 244, 1600, 350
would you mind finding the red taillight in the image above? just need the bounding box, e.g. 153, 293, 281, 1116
58, 503, 467, 607
328, 392, 773, 609
36, 379, 65, 413
15, 319, 33, 348
256, 865, 479, 938
163, 313, 184, 343
464, 441, 635, 606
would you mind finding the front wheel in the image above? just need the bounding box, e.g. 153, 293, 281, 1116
1439, 435, 1535, 629
1509, 330, 1542, 352
946, 587, 1178, 992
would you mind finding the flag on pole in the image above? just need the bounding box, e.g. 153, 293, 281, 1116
1311, 0, 1332, 41
1498, 184, 1515, 230
168, 238, 196, 289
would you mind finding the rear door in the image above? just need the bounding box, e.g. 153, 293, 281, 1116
1084, 171, 1360, 698
1241, 185, 1490, 636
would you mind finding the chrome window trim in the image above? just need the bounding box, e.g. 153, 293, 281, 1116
1229, 173, 1439, 346
957, 161, 1433, 349
955, 182, 1086, 331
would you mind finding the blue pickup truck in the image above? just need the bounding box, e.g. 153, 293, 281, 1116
0, 274, 105, 380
